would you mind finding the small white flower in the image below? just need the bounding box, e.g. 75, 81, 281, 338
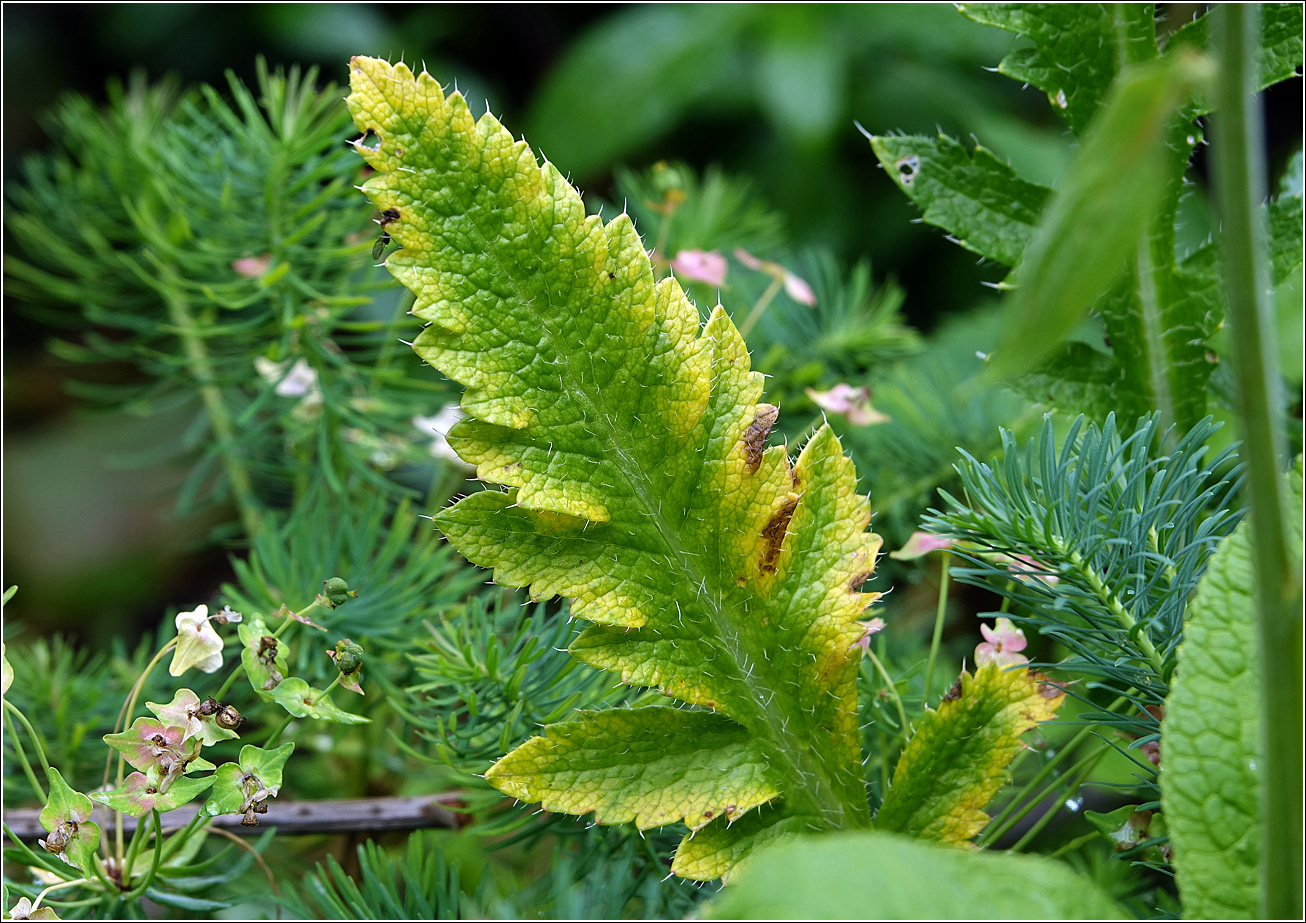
413, 405, 467, 464
254, 357, 319, 398
169, 605, 225, 677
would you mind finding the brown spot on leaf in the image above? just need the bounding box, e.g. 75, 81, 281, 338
759, 497, 798, 575
743, 405, 779, 473
848, 571, 874, 592
379, 208, 401, 229
942, 677, 964, 702
702, 809, 714, 819
735, 576, 747, 587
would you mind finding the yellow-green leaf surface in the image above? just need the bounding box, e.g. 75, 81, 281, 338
1162, 461, 1304, 918
487, 708, 778, 831
347, 57, 882, 876
875, 662, 1065, 843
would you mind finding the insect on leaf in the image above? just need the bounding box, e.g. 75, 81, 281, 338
346, 57, 882, 878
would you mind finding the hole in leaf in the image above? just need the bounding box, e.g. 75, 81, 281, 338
357, 131, 381, 153
896, 155, 920, 187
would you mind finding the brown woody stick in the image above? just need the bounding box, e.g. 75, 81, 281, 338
3, 793, 462, 840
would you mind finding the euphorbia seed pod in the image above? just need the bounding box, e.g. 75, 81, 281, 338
322, 577, 357, 608
331, 639, 365, 676
215, 704, 246, 731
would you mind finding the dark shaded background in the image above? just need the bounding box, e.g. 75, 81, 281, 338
3, 3, 1301, 644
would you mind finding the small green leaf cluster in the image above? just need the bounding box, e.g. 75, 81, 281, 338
1, 579, 370, 917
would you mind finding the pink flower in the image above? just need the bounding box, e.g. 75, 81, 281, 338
889, 531, 954, 561
231, 254, 272, 278
670, 249, 728, 287
782, 272, 816, 307
989, 552, 1060, 587
853, 617, 887, 655
733, 248, 817, 306
975, 617, 1029, 668
806, 383, 890, 427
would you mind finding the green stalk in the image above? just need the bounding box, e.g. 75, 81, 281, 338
1210, 5, 1302, 918
163, 280, 263, 541
3, 701, 48, 802
978, 695, 1129, 847
120, 811, 164, 901
923, 551, 952, 702
863, 648, 911, 738
737, 276, 783, 340
1008, 745, 1109, 853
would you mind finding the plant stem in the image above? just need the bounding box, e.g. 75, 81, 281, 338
121, 811, 164, 901
1008, 745, 1109, 852
3, 701, 48, 802
164, 283, 263, 541
977, 695, 1129, 847
863, 648, 911, 739
263, 714, 294, 749
1210, 5, 1301, 918
309, 674, 342, 707
30, 877, 93, 913
737, 276, 783, 339
923, 551, 951, 703
108, 637, 176, 864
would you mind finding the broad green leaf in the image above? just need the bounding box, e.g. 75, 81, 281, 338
958, 3, 1158, 135
1269, 193, 1304, 286
485, 707, 778, 831
984, 51, 1210, 383
866, 134, 1050, 266
1166, 1, 1304, 111
38, 768, 100, 876
264, 676, 368, 725
1162, 461, 1304, 918
205, 742, 294, 817
1009, 341, 1123, 423
91, 772, 213, 817
875, 662, 1065, 843
702, 830, 1127, 919
347, 57, 882, 877
238, 615, 289, 693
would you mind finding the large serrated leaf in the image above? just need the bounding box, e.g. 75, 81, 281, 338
1166, 1, 1304, 111
702, 830, 1127, 919
958, 3, 1158, 135
1162, 461, 1304, 918
346, 58, 881, 877
866, 134, 1050, 266
875, 662, 1065, 843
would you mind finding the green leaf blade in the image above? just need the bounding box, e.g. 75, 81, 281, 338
875, 662, 1065, 843
702, 830, 1127, 919
984, 51, 1210, 383
1162, 461, 1304, 918
866, 133, 1050, 267
483, 707, 779, 831
958, 2, 1156, 135
347, 57, 884, 873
